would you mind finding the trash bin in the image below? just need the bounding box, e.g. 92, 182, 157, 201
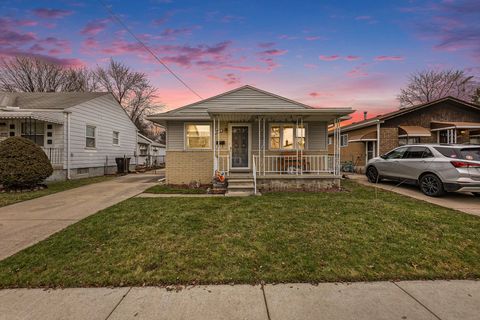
115, 157, 131, 174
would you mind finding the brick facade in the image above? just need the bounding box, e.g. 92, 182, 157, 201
166, 151, 213, 184
379, 127, 398, 154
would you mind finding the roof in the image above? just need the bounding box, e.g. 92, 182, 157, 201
137, 133, 165, 147
0, 92, 110, 110
337, 96, 480, 133
147, 85, 353, 124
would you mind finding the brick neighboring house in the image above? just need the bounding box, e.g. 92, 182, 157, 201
147, 85, 353, 195
328, 96, 480, 173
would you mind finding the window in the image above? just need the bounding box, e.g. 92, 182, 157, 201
21, 122, 44, 146
186, 124, 211, 149
77, 168, 89, 175
384, 147, 407, 159
398, 137, 420, 146
340, 134, 348, 147
328, 137, 333, 145
139, 144, 148, 156
85, 125, 96, 148
113, 131, 120, 145
269, 124, 306, 150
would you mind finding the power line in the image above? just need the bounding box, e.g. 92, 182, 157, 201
97, 0, 203, 99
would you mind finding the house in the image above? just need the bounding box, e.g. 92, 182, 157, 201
0, 92, 138, 181
136, 133, 166, 167
328, 96, 480, 173
147, 85, 353, 194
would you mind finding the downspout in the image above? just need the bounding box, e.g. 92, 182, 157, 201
376, 121, 380, 157
65, 112, 71, 180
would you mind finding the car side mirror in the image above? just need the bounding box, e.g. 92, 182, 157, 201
380, 154, 387, 160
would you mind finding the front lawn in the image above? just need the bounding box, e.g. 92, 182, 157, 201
0, 180, 479, 288
0, 176, 113, 208
144, 184, 208, 194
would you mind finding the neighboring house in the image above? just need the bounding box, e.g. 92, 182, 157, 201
0, 92, 138, 181
147, 85, 352, 194
136, 133, 166, 167
328, 96, 480, 173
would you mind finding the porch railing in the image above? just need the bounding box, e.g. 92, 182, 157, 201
216, 155, 230, 175
253, 154, 334, 175
42, 147, 64, 165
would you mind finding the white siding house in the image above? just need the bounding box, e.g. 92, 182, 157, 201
0, 92, 138, 181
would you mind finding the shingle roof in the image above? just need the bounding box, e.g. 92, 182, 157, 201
0, 92, 110, 110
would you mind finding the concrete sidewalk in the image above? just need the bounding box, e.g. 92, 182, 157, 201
348, 174, 480, 217
0, 280, 479, 320
0, 172, 161, 260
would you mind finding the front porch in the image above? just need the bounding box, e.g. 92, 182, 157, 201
0, 114, 65, 168
210, 111, 343, 194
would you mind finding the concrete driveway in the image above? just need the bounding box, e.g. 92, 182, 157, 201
0, 172, 161, 261
349, 174, 480, 217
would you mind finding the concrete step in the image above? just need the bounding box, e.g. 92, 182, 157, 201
225, 190, 255, 197
228, 179, 254, 184
228, 184, 254, 189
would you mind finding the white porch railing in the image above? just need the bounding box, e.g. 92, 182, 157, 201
42, 147, 63, 165
215, 155, 230, 175
253, 154, 334, 175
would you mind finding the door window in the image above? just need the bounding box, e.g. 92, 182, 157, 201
231, 126, 249, 168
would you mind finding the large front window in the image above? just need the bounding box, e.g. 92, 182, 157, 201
186, 124, 211, 149
86, 125, 96, 148
21, 122, 44, 146
269, 124, 305, 150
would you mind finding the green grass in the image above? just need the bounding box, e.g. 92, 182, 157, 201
144, 184, 207, 194
0, 176, 113, 208
0, 180, 479, 288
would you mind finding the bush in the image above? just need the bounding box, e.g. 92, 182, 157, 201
0, 137, 53, 190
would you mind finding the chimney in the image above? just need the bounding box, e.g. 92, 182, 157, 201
363, 111, 368, 120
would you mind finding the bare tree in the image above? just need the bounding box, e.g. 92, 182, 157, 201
95, 59, 163, 135
398, 70, 478, 108
63, 68, 101, 92
0, 56, 67, 92
472, 88, 480, 105
0, 56, 163, 137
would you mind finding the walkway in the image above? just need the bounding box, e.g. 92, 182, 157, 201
0, 172, 161, 260
348, 174, 480, 217
0, 280, 479, 320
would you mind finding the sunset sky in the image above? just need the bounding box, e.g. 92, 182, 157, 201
1, 0, 479, 121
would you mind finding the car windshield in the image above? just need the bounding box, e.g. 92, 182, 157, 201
459, 148, 480, 161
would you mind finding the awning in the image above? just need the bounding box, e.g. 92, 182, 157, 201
0, 111, 64, 124
348, 129, 377, 142
431, 121, 480, 131
398, 125, 431, 137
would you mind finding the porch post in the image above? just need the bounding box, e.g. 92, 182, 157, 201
258, 116, 261, 175
213, 117, 216, 175
295, 117, 299, 175
263, 117, 266, 176
300, 116, 304, 174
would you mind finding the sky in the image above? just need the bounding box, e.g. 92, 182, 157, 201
1, 0, 479, 122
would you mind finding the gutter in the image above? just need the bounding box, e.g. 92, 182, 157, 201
64, 111, 72, 180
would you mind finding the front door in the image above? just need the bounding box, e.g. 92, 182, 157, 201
230, 124, 250, 169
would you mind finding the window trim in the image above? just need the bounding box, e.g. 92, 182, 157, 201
85, 124, 96, 149
268, 123, 308, 151
184, 122, 212, 150
112, 131, 120, 146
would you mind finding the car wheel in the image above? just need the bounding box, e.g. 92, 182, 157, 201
366, 166, 381, 183
419, 174, 445, 197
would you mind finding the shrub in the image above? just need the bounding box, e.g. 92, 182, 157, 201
0, 137, 53, 190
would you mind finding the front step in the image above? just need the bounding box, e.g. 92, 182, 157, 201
226, 175, 258, 196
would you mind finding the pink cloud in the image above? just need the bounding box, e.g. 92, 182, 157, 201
207, 73, 241, 85
278, 34, 297, 40
304, 63, 318, 69
161, 27, 196, 38
261, 49, 288, 56
319, 55, 340, 61
0, 30, 36, 45
345, 55, 361, 61
0, 50, 84, 67
80, 19, 110, 36
32, 8, 74, 19
347, 65, 369, 77
374, 55, 404, 61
